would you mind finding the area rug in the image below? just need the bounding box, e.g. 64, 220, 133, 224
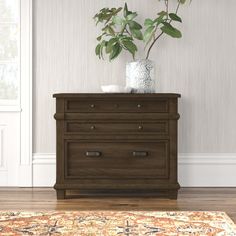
0, 211, 235, 235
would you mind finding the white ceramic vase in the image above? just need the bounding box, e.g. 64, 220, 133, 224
126, 59, 155, 93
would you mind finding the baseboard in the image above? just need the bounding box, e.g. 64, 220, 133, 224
32, 153, 236, 187
32, 154, 56, 187
178, 153, 236, 187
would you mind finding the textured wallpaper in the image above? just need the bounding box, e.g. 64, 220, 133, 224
33, 0, 236, 153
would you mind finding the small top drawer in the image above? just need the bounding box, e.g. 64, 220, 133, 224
65, 99, 169, 113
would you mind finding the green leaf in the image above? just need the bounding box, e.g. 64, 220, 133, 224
95, 44, 101, 59
122, 40, 137, 58
119, 36, 133, 41
154, 11, 168, 26
97, 33, 106, 41
144, 26, 155, 42
154, 10, 167, 24
124, 3, 128, 17
144, 18, 154, 27
94, 7, 123, 25
132, 29, 143, 40
169, 13, 182, 22
109, 43, 122, 61
112, 16, 124, 25
100, 40, 107, 59
158, 11, 168, 17
128, 21, 142, 30
179, 0, 187, 4
161, 22, 182, 38
123, 2, 132, 18
126, 12, 138, 21
113, 7, 123, 14
107, 26, 115, 36
97, 35, 102, 41
130, 29, 143, 40
106, 38, 118, 53
102, 25, 116, 36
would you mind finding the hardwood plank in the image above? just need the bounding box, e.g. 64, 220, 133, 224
0, 188, 235, 223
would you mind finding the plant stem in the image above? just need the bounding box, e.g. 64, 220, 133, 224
125, 28, 132, 37
165, 0, 169, 19
145, 31, 164, 59
175, 1, 181, 14
121, 26, 136, 60
145, 0, 168, 59
145, 0, 182, 60
120, 24, 126, 35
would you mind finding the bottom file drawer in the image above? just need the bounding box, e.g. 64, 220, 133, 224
65, 140, 169, 179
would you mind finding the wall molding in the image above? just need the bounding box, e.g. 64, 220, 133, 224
32, 153, 236, 187
179, 153, 236, 165
33, 153, 56, 165
32, 153, 55, 187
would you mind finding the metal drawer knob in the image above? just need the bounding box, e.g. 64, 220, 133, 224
86, 151, 101, 157
137, 104, 142, 108
90, 104, 95, 108
138, 125, 143, 130
133, 151, 148, 157
90, 125, 95, 130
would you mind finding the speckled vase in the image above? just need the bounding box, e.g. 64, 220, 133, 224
126, 59, 155, 93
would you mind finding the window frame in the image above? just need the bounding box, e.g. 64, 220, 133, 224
0, 0, 32, 186
0, 0, 21, 108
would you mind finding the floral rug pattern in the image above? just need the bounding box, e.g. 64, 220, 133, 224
0, 211, 235, 235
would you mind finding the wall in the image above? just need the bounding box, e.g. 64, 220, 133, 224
33, 0, 236, 186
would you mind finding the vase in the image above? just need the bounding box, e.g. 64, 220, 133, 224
126, 59, 155, 93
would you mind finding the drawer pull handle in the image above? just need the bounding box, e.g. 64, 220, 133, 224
86, 151, 101, 157
90, 125, 95, 130
138, 125, 143, 130
137, 104, 142, 108
133, 151, 148, 157
90, 104, 95, 108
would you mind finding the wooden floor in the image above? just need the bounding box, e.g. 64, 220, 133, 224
0, 188, 236, 223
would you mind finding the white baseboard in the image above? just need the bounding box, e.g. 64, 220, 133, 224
33, 154, 56, 187
32, 153, 236, 187
178, 153, 236, 187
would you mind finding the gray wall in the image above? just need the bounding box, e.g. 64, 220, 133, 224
33, 0, 236, 153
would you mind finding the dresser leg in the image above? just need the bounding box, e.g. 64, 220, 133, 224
56, 190, 66, 199
168, 190, 178, 200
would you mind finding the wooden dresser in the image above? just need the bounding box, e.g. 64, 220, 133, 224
53, 93, 181, 199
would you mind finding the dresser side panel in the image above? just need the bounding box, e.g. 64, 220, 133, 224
55, 98, 65, 186
168, 98, 179, 185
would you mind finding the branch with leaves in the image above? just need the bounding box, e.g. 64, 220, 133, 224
94, 0, 188, 61
94, 4, 143, 61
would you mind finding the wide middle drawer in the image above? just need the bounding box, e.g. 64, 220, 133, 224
65, 121, 168, 134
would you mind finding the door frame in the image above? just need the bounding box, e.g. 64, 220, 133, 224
18, 0, 33, 186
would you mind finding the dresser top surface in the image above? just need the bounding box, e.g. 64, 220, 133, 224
53, 93, 181, 98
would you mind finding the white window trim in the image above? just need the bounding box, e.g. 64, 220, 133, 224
18, 0, 32, 186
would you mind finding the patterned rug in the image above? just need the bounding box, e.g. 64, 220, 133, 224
0, 211, 235, 235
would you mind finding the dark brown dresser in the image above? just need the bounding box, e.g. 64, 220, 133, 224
53, 93, 181, 199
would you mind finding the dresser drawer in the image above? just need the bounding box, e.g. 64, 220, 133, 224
65, 99, 169, 113
65, 140, 169, 179
65, 121, 168, 135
